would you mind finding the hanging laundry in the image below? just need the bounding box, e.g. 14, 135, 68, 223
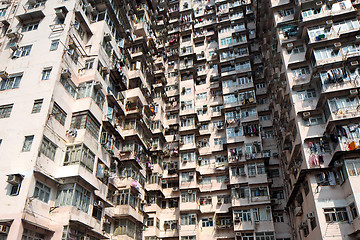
328, 172, 337, 186
348, 141, 357, 151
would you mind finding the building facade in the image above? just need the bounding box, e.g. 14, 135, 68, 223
259, 0, 360, 239
0, 0, 358, 240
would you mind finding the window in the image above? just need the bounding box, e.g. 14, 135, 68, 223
255, 232, 275, 240
0, 73, 22, 90
156, 218, 160, 229
40, 67, 52, 80
310, 215, 317, 230
291, 45, 305, 54
180, 214, 197, 225
12, 45, 32, 58
216, 175, 227, 183
181, 237, 196, 240
232, 165, 245, 176
202, 218, 213, 227
51, 102, 67, 125
22, 135, 34, 152
8, 174, 23, 196
181, 191, 196, 202
251, 187, 268, 197
22, 21, 39, 32
0, 8, 7, 17
273, 213, 284, 222
147, 218, 154, 226
84, 59, 94, 69
55, 183, 91, 213
22, 229, 45, 240
64, 144, 95, 171
70, 111, 100, 138
0, 104, 13, 118
60, 75, 77, 97
297, 89, 317, 100
40, 136, 57, 160
270, 190, 284, 199
181, 172, 194, 182
31, 99, 43, 113
235, 209, 252, 222
324, 207, 349, 222
350, 203, 358, 219
33, 181, 51, 203
50, 39, 59, 51
346, 160, 360, 176
232, 186, 249, 198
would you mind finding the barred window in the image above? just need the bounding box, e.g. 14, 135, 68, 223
51, 102, 67, 125
324, 207, 349, 223
31, 99, 43, 113
22, 135, 34, 152
0, 74, 22, 90
0, 104, 13, 118
33, 181, 51, 203
40, 136, 57, 160
70, 111, 100, 138
64, 144, 95, 171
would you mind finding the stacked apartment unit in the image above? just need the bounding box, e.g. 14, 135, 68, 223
259, 0, 360, 238
0, 0, 293, 240
144, 0, 292, 240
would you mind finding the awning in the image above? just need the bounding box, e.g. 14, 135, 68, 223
0, 219, 13, 226
16, 10, 45, 22
22, 219, 54, 233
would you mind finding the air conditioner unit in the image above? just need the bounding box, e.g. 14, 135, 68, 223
350, 61, 359, 67
286, 43, 293, 51
334, 160, 344, 167
0, 225, 9, 234
104, 33, 112, 42
356, 35, 360, 43
188, 190, 193, 194
295, 206, 303, 216
189, 172, 194, 177
67, 49, 74, 56
94, 81, 103, 89
307, 212, 315, 219
302, 112, 310, 120
325, 20, 333, 29
100, 132, 108, 144
95, 200, 104, 208
55, 7, 67, 20
350, 89, 358, 96
9, 42, 19, 51
315, 1, 323, 8
7, 174, 22, 185
11, 49, 21, 58
0, 71, 9, 80
333, 42, 341, 51
66, 129, 77, 138
217, 198, 223, 204
6, 28, 19, 39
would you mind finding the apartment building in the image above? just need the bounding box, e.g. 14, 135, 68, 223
259, 0, 360, 238
0, 1, 300, 240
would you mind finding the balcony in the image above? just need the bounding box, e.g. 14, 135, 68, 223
270, 0, 290, 8
293, 98, 318, 112
107, 204, 144, 222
